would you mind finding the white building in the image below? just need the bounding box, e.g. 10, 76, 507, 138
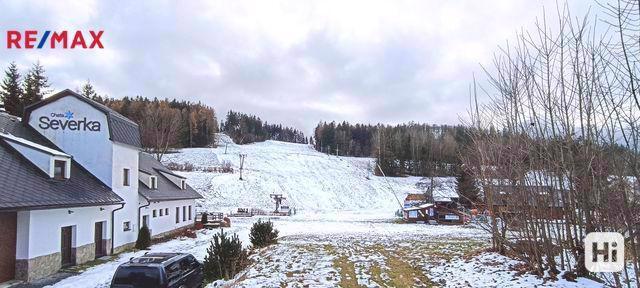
0, 89, 202, 283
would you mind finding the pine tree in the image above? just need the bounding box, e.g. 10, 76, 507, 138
135, 225, 151, 249
0, 62, 23, 116
22, 61, 50, 107
249, 219, 279, 248
80, 80, 97, 99
203, 230, 249, 281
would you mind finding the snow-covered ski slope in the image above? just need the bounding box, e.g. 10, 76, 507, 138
163, 134, 423, 213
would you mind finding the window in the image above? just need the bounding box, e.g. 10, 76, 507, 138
183, 206, 186, 221
175, 207, 180, 223
113, 267, 160, 287
165, 262, 181, 283
188, 206, 192, 220
181, 180, 186, 190
165, 208, 169, 215
159, 209, 163, 217
123, 221, 131, 231
150, 176, 157, 189
153, 210, 157, 218
54, 160, 66, 180
123, 168, 130, 186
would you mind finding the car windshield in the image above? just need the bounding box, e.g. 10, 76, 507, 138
113, 266, 161, 288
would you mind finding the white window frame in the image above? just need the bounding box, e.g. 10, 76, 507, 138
150, 176, 158, 189
50, 156, 71, 180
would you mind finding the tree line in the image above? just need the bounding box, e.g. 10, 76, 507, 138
462, 1, 640, 285
221, 110, 307, 145
313, 121, 472, 177
0, 62, 220, 161
0, 61, 50, 117
81, 82, 219, 160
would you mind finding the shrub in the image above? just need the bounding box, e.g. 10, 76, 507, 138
135, 225, 151, 250
203, 230, 249, 282
249, 219, 279, 248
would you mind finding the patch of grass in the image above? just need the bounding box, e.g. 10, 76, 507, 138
334, 254, 360, 288
362, 244, 434, 287
369, 264, 385, 285
384, 252, 434, 287
324, 244, 361, 287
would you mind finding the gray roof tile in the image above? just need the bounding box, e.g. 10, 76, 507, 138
138, 152, 202, 201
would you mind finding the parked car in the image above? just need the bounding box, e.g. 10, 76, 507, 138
111, 252, 203, 288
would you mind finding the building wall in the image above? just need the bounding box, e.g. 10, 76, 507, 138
111, 142, 139, 250
0, 212, 17, 283
28, 96, 141, 252
140, 198, 196, 237
14, 206, 116, 281
15, 207, 114, 260
27, 95, 113, 185
18, 94, 200, 281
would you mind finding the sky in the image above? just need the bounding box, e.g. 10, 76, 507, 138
0, 0, 595, 134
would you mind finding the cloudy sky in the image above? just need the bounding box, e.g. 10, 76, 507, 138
1, 0, 593, 134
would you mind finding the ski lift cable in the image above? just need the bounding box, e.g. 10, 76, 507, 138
376, 163, 404, 210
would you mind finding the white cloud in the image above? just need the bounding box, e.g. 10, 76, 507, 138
0, 0, 595, 134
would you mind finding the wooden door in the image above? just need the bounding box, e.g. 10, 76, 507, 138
0, 212, 17, 282
61, 226, 73, 267
94, 222, 103, 258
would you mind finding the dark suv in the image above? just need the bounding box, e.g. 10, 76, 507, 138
111, 253, 204, 288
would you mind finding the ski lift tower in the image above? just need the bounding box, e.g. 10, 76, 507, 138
239, 153, 247, 180
270, 194, 285, 213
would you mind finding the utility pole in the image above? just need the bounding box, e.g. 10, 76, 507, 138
224, 143, 228, 154
239, 153, 246, 180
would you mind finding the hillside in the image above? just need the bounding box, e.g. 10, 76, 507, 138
162, 134, 428, 213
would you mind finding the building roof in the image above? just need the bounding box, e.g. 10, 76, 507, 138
138, 152, 202, 202
404, 193, 426, 202
23, 89, 142, 148
0, 132, 70, 157
0, 113, 124, 210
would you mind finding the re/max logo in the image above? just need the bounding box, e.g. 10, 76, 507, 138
6, 30, 104, 49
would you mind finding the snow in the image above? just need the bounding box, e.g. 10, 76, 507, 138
163, 134, 422, 213
427, 253, 603, 287
416, 177, 459, 202
44, 212, 608, 288
43, 136, 615, 287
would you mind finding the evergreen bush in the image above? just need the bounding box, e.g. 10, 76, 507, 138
135, 225, 151, 250
249, 219, 279, 248
203, 230, 249, 282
